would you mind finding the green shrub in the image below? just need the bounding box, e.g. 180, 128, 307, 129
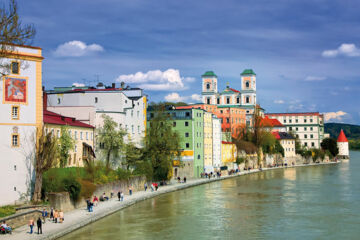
117, 168, 132, 180
0, 205, 16, 218
63, 177, 81, 202
79, 179, 96, 199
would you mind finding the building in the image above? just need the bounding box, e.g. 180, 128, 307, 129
261, 116, 286, 132
0, 44, 44, 206
147, 107, 204, 178
203, 112, 213, 173
265, 112, 325, 148
272, 132, 296, 163
46, 84, 147, 149
43, 110, 95, 167
337, 129, 349, 159
221, 141, 237, 170
201, 69, 260, 126
176, 104, 246, 137
212, 116, 222, 171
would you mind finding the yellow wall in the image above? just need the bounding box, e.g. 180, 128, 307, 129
45, 124, 94, 167
221, 142, 237, 164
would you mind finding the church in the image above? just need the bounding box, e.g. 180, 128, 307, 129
201, 69, 259, 126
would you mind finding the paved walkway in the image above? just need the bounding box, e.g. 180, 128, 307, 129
2, 162, 338, 240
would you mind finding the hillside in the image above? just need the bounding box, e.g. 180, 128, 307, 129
324, 123, 360, 139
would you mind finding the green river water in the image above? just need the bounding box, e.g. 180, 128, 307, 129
61, 151, 360, 240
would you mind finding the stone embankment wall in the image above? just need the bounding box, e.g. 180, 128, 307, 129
48, 176, 147, 212
0, 209, 42, 229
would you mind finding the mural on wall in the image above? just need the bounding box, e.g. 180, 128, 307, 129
4, 77, 27, 104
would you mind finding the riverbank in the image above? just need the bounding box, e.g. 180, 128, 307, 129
2, 162, 338, 240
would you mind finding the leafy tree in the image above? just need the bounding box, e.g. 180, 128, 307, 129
33, 127, 59, 202
0, 0, 36, 75
274, 140, 284, 157
124, 140, 142, 170
143, 104, 181, 181
59, 126, 75, 168
320, 138, 338, 157
97, 114, 126, 171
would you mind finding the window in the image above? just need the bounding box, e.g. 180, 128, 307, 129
304, 142, 308, 147
57, 130, 60, 138
296, 127, 298, 131
185, 132, 189, 137
150, 113, 154, 118
75, 145, 77, 153
132, 125, 134, 134
86, 132, 88, 140
246, 96, 249, 103
68, 130, 71, 137
75, 131, 78, 140
246, 81, 249, 88
289, 127, 292, 131
131, 110, 134, 117
295, 119, 298, 123
137, 111, 139, 117
304, 127, 307, 131
95, 97, 98, 103
11, 61, 20, 74
91, 132, 93, 140
207, 98, 210, 104
14, 165, 16, 171
57, 98, 61, 104
310, 119, 313, 123
12, 134, 19, 147
206, 83, 210, 89
284, 119, 286, 123
185, 121, 189, 126
220, 110, 223, 114
217, 98, 220, 104
310, 127, 313, 131
80, 132, 83, 140
236, 97, 240, 104
186, 143, 190, 148
304, 134, 307, 139
289, 119, 292, 123
12, 106, 19, 120
173, 122, 176, 127
311, 142, 315, 147
310, 134, 313, 139
226, 118, 229, 123
198, 155, 200, 159
304, 119, 307, 123
185, 112, 190, 117
226, 97, 230, 104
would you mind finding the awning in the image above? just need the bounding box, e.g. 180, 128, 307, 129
83, 142, 96, 158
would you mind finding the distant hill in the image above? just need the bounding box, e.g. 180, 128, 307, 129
324, 123, 360, 139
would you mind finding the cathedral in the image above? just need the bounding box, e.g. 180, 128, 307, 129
201, 69, 258, 125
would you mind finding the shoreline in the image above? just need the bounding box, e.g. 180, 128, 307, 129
3, 161, 339, 240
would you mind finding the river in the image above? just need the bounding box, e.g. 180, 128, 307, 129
61, 151, 360, 240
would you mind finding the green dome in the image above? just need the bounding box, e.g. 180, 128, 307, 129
202, 71, 217, 77
241, 69, 256, 75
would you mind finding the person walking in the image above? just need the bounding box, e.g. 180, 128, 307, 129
144, 182, 148, 191
120, 191, 124, 201
183, 176, 187, 183
117, 191, 121, 201
59, 210, 64, 223
36, 217, 42, 234
42, 208, 47, 224
28, 219, 34, 234
50, 207, 54, 221
129, 185, 133, 196
54, 209, 58, 223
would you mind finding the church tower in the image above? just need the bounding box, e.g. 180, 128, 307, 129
201, 71, 218, 104
240, 69, 256, 106
337, 129, 349, 159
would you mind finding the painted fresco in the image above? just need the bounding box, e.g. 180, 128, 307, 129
4, 77, 27, 103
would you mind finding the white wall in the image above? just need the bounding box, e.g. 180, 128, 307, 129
337, 142, 349, 156
212, 118, 221, 169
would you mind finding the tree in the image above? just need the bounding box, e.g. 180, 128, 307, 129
59, 126, 75, 168
97, 114, 126, 171
0, 0, 36, 75
320, 138, 338, 157
124, 140, 142, 170
143, 104, 181, 181
33, 127, 59, 202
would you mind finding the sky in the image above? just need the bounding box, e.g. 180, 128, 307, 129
13, 0, 360, 124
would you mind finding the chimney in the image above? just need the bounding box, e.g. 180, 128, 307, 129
112, 83, 116, 88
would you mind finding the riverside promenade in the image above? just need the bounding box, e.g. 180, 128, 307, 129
2, 162, 338, 240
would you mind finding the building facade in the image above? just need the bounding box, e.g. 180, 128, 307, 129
43, 110, 95, 167
337, 129, 349, 159
0, 45, 43, 206
212, 116, 222, 171
265, 112, 325, 148
203, 112, 213, 173
221, 141, 237, 170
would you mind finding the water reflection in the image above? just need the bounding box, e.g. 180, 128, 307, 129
61, 152, 360, 240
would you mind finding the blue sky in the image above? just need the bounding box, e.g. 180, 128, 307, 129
16, 0, 360, 124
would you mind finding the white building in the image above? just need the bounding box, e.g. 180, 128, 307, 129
265, 112, 325, 148
46, 84, 147, 148
337, 129, 349, 159
0, 45, 43, 206
212, 116, 222, 170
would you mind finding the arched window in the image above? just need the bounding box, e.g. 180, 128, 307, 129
207, 98, 210, 104
197, 155, 201, 159
246, 96, 250, 103
206, 83, 210, 90
217, 98, 220, 104
246, 81, 249, 88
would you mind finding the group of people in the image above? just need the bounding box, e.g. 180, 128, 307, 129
0, 221, 12, 234
27, 208, 64, 235
176, 176, 187, 183
49, 208, 64, 223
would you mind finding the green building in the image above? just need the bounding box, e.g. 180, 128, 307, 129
147, 106, 204, 178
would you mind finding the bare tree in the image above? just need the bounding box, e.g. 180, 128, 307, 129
0, 0, 36, 75
33, 127, 59, 202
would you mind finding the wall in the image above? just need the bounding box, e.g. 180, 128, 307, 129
0, 209, 42, 229
47, 106, 96, 126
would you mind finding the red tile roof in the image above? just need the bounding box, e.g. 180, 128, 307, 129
43, 110, 94, 128
272, 132, 281, 140
261, 116, 284, 127
337, 129, 348, 142
229, 88, 240, 93
221, 141, 234, 144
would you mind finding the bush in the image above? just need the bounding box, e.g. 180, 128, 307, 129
63, 177, 81, 202
79, 179, 96, 199
117, 168, 132, 180
0, 205, 16, 218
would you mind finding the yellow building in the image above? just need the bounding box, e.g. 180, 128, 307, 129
204, 111, 213, 173
44, 110, 95, 167
221, 141, 237, 170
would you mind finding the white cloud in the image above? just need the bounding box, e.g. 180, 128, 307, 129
274, 99, 284, 104
54, 40, 104, 57
116, 69, 193, 91
164, 93, 202, 103
324, 111, 348, 122
322, 43, 360, 58
305, 76, 326, 81
72, 82, 85, 87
